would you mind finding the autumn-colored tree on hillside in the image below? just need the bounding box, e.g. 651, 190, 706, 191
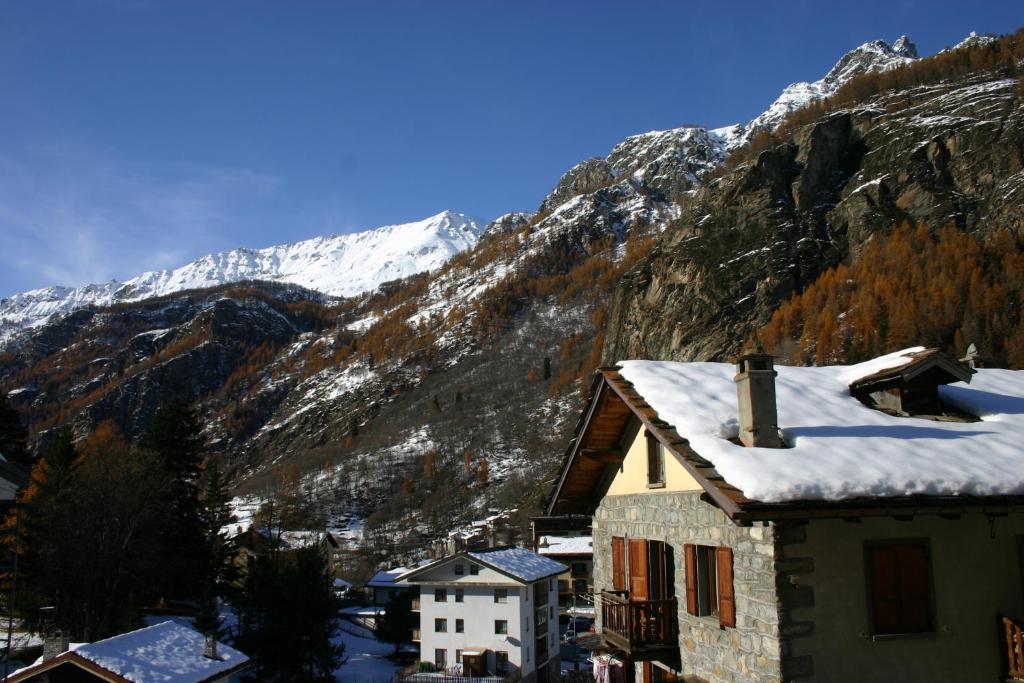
758, 223, 1024, 367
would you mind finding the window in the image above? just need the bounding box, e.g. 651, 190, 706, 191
455, 649, 462, 664
684, 544, 735, 628
494, 619, 508, 634
435, 588, 447, 602
434, 649, 446, 669
494, 588, 508, 603
572, 562, 587, 576
549, 606, 554, 620
455, 618, 464, 633
646, 430, 665, 486
525, 617, 529, 632
866, 541, 934, 635
526, 646, 530, 663
495, 651, 508, 674
454, 562, 464, 575
469, 563, 480, 575
435, 618, 447, 633
455, 588, 464, 603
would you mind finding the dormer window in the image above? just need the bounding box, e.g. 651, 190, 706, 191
848, 349, 977, 421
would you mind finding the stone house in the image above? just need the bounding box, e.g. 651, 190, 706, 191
547, 348, 1024, 682
398, 546, 566, 683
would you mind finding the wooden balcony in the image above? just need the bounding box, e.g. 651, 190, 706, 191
1003, 615, 1024, 682
600, 590, 678, 657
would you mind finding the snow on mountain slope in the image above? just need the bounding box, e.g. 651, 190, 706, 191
745, 36, 919, 135
0, 210, 482, 345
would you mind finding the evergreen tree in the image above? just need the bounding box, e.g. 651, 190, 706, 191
235, 546, 343, 681
140, 401, 207, 599
0, 396, 29, 469
195, 466, 237, 635
377, 590, 415, 654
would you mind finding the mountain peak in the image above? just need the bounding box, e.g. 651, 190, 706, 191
892, 35, 918, 58
0, 212, 484, 346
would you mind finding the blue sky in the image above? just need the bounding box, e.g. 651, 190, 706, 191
1, 0, 1020, 296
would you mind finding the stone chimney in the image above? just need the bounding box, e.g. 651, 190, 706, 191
734, 354, 782, 448
203, 633, 218, 660
41, 631, 69, 661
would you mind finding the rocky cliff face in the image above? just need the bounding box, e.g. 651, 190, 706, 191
603, 72, 1024, 364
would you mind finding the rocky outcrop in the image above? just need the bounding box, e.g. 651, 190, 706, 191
604, 73, 1024, 363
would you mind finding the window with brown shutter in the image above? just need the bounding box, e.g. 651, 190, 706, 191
866, 541, 934, 635
612, 536, 626, 591
683, 542, 735, 627
646, 430, 665, 486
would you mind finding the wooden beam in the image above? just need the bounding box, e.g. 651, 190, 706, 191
580, 448, 623, 464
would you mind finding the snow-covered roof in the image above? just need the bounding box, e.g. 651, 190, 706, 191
368, 562, 428, 588
537, 535, 593, 557
12, 621, 249, 683
466, 547, 568, 583
615, 350, 1024, 504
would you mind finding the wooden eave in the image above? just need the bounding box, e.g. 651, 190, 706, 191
547, 365, 1024, 525
546, 368, 750, 519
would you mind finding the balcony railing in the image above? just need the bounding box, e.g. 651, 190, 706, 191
600, 591, 678, 653
1003, 615, 1024, 682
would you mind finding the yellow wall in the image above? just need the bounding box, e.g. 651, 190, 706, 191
789, 512, 1024, 682
605, 422, 702, 496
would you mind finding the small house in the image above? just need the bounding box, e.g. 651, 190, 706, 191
8, 620, 250, 683
398, 546, 566, 683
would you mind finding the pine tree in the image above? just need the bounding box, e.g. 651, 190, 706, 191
140, 401, 207, 599
0, 396, 29, 469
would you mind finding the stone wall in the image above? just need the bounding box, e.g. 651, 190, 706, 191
592, 491, 784, 683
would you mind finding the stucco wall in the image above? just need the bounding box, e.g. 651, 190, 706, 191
412, 559, 560, 678
784, 512, 1024, 682
593, 491, 784, 683
605, 422, 702, 497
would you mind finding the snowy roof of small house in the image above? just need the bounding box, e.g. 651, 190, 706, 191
616, 350, 1024, 504
537, 535, 593, 557
9, 621, 249, 683
398, 546, 567, 585
548, 348, 1024, 520
466, 547, 568, 583
367, 566, 413, 588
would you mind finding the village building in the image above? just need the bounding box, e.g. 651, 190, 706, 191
8, 620, 250, 683
398, 546, 566, 683
536, 534, 594, 613
369, 564, 419, 606
547, 348, 1024, 683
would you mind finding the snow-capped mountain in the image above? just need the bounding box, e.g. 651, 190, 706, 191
745, 35, 918, 135
0, 210, 483, 345
543, 35, 925, 209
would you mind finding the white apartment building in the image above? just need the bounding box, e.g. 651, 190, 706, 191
399, 546, 567, 683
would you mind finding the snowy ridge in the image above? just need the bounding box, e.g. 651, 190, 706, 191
0, 210, 483, 345
745, 36, 918, 135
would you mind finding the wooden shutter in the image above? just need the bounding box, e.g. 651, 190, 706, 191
896, 544, 932, 632
869, 544, 932, 634
716, 546, 736, 628
612, 537, 626, 591
629, 538, 649, 600
648, 540, 666, 600
683, 543, 698, 615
